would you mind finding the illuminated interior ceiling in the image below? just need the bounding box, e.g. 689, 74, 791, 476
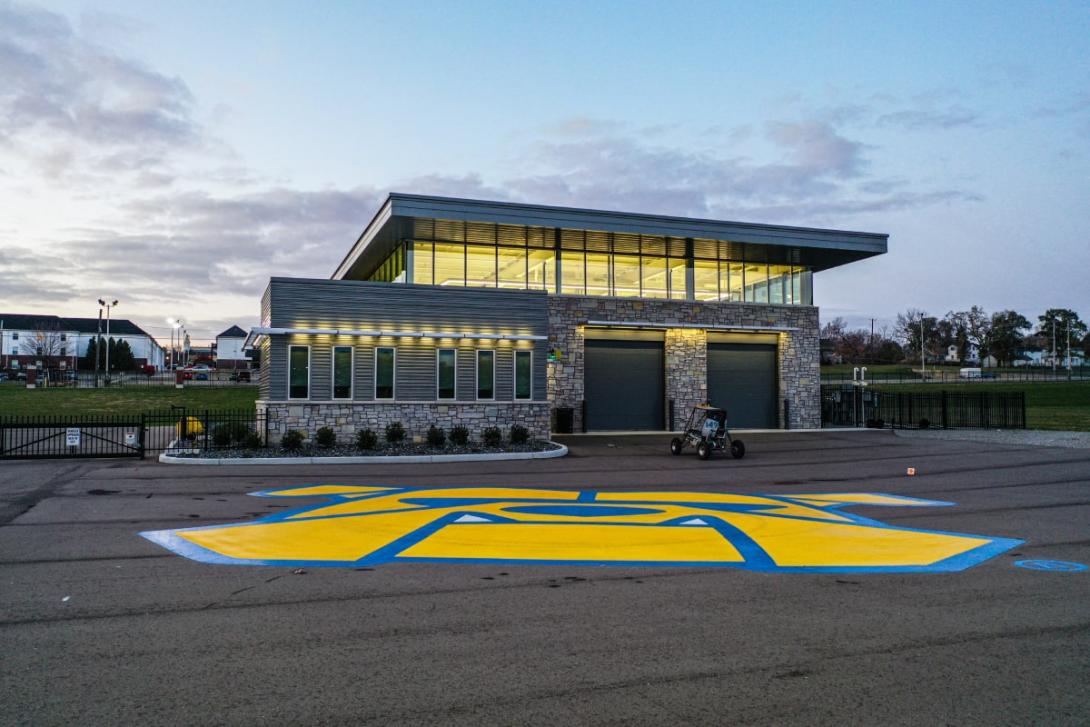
333, 194, 888, 282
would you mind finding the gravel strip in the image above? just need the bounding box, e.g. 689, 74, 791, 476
893, 428, 1090, 449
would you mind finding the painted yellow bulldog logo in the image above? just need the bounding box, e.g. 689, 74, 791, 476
141, 486, 1021, 572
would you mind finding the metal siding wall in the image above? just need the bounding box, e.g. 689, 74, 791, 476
310, 344, 331, 400
265, 279, 548, 402
265, 337, 286, 399
398, 340, 437, 400
354, 342, 374, 401
457, 346, 476, 402
495, 348, 513, 401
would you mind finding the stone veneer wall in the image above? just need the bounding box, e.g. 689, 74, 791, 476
258, 401, 551, 445
665, 328, 708, 430
547, 296, 820, 431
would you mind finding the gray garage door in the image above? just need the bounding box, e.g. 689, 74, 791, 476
584, 339, 664, 431
707, 343, 778, 428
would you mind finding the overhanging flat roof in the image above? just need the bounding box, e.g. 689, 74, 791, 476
333, 193, 889, 280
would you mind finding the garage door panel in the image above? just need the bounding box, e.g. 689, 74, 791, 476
707, 343, 777, 429
584, 340, 664, 431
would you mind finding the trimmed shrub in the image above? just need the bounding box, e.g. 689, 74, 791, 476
509, 424, 529, 445
240, 430, 264, 449
211, 425, 233, 447
281, 430, 305, 451
450, 425, 470, 446
212, 421, 251, 446
356, 429, 377, 450
427, 425, 446, 447
385, 421, 406, 444
315, 426, 336, 448
482, 426, 502, 447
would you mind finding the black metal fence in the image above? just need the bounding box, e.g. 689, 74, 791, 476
0, 408, 266, 460
821, 385, 1026, 430
822, 367, 1089, 386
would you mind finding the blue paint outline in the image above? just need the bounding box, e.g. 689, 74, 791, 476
1014, 559, 1086, 572
139, 485, 1025, 573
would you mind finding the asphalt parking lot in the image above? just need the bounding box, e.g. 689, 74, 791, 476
2, 430, 1088, 725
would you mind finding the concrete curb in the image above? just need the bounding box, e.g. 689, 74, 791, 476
158, 442, 568, 465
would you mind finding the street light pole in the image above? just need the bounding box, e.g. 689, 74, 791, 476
98, 299, 118, 383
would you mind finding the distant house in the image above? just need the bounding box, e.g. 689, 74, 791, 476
1016, 348, 1085, 367
215, 325, 250, 370
0, 313, 164, 370
944, 343, 980, 364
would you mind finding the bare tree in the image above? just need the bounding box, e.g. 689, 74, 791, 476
18, 322, 66, 367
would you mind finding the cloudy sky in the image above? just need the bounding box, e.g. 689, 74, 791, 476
1, 1, 1087, 344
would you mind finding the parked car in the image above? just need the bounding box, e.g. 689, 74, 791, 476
229, 371, 251, 383
0, 372, 9, 382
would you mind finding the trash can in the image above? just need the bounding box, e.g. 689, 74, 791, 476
554, 407, 574, 434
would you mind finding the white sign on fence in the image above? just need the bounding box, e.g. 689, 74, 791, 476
65, 428, 81, 447
124, 431, 137, 446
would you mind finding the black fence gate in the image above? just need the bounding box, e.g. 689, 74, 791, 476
0, 409, 267, 460
821, 386, 1026, 430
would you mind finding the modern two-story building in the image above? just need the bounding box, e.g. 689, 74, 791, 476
249, 194, 887, 441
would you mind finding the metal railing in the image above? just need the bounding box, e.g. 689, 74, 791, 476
821, 367, 1090, 386
0, 408, 267, 460
821, 385, 1026, 429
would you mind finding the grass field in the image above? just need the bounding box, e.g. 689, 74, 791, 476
0, 384, 259, 417
870, 381, 1090, 431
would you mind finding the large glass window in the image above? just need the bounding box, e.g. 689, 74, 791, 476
437, 349, 456, 400
369, 246, 406, 282
497, 246, 527, 289
375, 347, 395, 399
434, 243, 465, 286
722, 262, 745, 302
612, 254, 640, 297
476, 350, 494, 400
669, 259, 688, 300
560, 250, 585, 294
396, 227, 812, 304
693, 259, 718, 301
745, 264, 769, 303
585, 252, 610, 296
288, 345, 309, 399
412, 242, 433, 285
514, 350, 532, 400
768, 264, 793, 305
527, 249, 556, 291
640, 256, 668, 299
332, 346, 353, 399
465, 244, 496, 287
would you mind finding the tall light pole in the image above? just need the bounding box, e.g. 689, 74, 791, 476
98, 299, 118, 382
166, 318, 183, 369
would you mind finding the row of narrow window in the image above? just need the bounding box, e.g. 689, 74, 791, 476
287, 345, 533, 401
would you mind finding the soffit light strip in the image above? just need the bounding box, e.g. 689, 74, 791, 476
583, 320, 798, 333
245, 326, 546, 345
